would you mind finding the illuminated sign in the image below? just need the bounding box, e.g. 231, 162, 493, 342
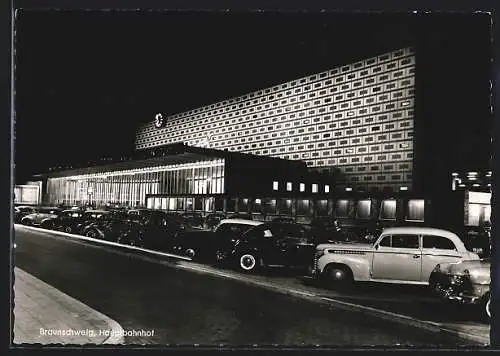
154, 113, 166, 128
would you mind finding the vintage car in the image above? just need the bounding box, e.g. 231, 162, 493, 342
20, 207, 62, 229
218, 222, 316, 273
429, 258, 491, 319
462, 226, 491, 258
81, 210, 130, 241
53, 209, 85, 233
14, 206, 36, 223
204, 213, 227, 230
179, 212, 204, 228
118, 210, 193, 250
174, 218, 263, 261
312, 226, 480, 288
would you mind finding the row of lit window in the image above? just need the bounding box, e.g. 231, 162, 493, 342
139, 118, 414, 151
273, 153, 413, 165
204, 117, 414, 146
151, 98, 415, 144
218, 138, 413, 157
137, 49, 414, 126
137, 75, 414, 140
140, 87, 415, 140
137, 103, 414, 148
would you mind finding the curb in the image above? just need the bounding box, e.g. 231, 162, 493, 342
14, 267, 125, 345
15, 224, 191, 261
15, 224, 489, 345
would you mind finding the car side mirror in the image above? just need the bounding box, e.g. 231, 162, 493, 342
374, 244, 379, 250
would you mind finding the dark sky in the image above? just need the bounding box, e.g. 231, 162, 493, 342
14, 11, 492, 182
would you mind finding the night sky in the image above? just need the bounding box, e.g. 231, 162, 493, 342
14, 11, 492, 183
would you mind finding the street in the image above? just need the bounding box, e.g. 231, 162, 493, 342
14, 225, 487, 346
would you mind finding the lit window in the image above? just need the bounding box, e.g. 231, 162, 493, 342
273, 181, 279, 191
255, 198, 262, 204
345, 187, 352, 192
312, 184, 318, 193
400, 143, 409, 148
300, 183, 305, 192
325, 185, 330, 193
401, 101, 410, 106
406, 199, 425, 221
400, 186, 408, 191
286, 182, 292, 191
347, 111, 354, 116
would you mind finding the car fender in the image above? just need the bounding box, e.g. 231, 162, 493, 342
20, 216, 33, 224
40, 217, 56, 225
318, 253, 371, 281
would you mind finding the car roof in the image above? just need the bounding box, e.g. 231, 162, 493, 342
219, 218, 263, 226
381, 226, 460, 239
85, 210, 110, 213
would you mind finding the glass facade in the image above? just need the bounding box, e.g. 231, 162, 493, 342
46, 159, 225, 207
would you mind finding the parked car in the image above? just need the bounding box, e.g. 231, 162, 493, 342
336, 218, 383, 242
218, 222, 316, 273
118, 210, 190, 250
20, 207, 62, 229
429, 258, 491, 320
81, 210, 130, 241
179, 212, 204, 228
312, 226, 481, 289
204, 213, 227, 230
54, 209, 86, 233
462, 226, 491, 258
14, 206, 36, 223
174, 218, 263, 260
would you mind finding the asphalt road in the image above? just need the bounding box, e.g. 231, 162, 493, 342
14, 226, 481, 346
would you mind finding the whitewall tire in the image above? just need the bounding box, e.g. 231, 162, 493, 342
239, 253, 258, 272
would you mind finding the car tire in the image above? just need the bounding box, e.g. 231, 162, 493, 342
238, 252, 260, 273
323, 264, 354, 290
185, 248, 196, 259
41, 221, 54, 230
85, 229, 98, 239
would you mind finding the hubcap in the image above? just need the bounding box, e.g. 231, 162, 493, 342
332, 269, 345, 281
240, 254, 256, 270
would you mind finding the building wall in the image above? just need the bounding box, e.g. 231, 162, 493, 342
135, 47, 416, 191
45, 159, 225, 207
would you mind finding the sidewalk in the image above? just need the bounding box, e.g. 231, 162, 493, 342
12, 267, 124, 345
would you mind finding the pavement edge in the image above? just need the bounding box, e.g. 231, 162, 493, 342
13, 266, 125, 345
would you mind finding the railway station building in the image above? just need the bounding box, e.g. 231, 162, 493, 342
24, 46, 491, 231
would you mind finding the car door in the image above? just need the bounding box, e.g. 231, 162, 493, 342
371, 234, 422, 282
279, 225, 314, 267
247, 225, 285, 266
420, 234, 464, 283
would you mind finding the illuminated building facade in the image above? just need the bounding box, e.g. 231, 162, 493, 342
24, 46, 491, 231
135, 47, 416, 192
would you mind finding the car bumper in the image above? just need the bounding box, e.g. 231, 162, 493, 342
429, 272, 486, 304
